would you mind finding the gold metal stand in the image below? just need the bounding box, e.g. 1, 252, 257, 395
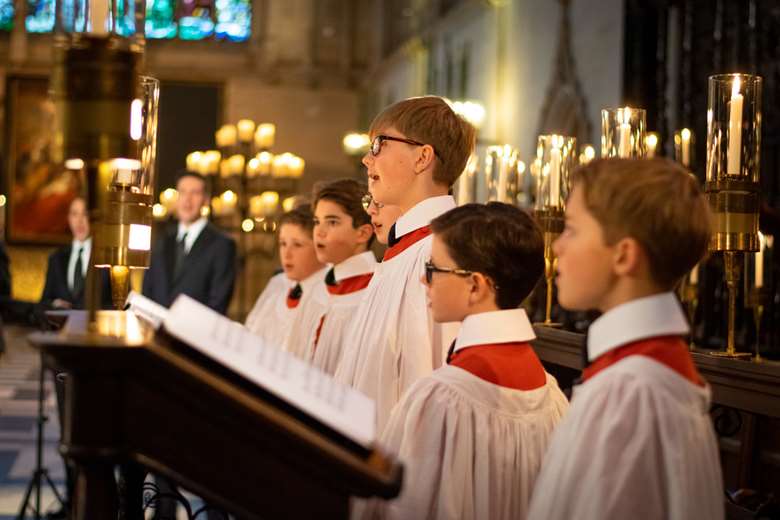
710, 251, 751, 358
682, 280, 699, 350
745, 287, 766, 363
753, 304, 764, 363
541, 232, 561, 327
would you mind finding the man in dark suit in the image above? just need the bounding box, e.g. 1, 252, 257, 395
143, 171, 236, 520
40, 197, 112, 310
142, 171, 236, 314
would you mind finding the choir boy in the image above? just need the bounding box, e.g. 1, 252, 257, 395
245, 205, 326, 350
363, 194, 402, 246
285, 179, 375, 369
354, 202, 568, 520
527, 158, 724, 520
335, 96, 476, 430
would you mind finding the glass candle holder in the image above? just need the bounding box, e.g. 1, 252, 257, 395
484, 145, 519, 204
455, 154, 478, 206
674, 128, 695, 168
534, 135, 576, 214
601, 107, 646, 158
705, 73, 762, 252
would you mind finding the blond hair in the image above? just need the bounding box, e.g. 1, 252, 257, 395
369, 96, 476, 187
573, 158, 711, 289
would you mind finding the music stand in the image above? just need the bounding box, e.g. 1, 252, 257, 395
15, 353, 65, 519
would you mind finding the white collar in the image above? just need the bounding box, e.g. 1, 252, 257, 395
298, 266, 328, 292
72, 237, 92, 252
394, 195, 456, 238
333, 251, 377, 282
587, 292, 690, 362
177, 217, 208, 240
453, 308, 536, 354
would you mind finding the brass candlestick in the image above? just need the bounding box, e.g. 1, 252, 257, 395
532, 134, 575, 327
745, 288, 766, 363
681, 278, 699, 350
705, 73, 763, 359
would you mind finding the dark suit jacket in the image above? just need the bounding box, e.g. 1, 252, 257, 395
142, 222, 237, 314
40, 245, 113, 309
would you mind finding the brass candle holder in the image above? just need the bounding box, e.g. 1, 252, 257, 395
705, 73, 763, 358
533, 134, 576, 326
51, 4, 158, 317
680, 274, 699, 350
745, 287, 767, 363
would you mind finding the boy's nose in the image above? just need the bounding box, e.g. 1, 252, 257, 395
362, 152, 373, 168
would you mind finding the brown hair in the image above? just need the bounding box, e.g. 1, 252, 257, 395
369, 96, 476, 187
312, 178, 374, 247
431, 202, 544, 309
572, 158, 711, 289
279, 204, 314, 233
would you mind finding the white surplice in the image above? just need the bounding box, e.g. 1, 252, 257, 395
310, 251, 378, 374
527, 293, 724, 520
244, 267, 327, 351
353, 309, 568, 520
334, 196, 459, 431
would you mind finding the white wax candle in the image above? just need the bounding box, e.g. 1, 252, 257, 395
496, 153, 509, 203
618, 123, 631, 158
115, 169, 133, 185
756, 232, 765, 288
727, 77, 743, 175
549, 146, 561, 206
690, 263, 699, 284
681, 129, 691, 167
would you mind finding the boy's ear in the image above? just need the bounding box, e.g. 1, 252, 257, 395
468, 272, 496, 306
612, 237, 645, 277
355, 223, 374, 245
414, 144, 437, 174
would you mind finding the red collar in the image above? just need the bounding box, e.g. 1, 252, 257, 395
326, 273, 373, 295
449, 342, 546, 390
286, 285, 302, 309
582, 336, 704, 386
383, 226, 432, 261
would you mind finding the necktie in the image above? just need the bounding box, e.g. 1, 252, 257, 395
445, 339, 457, 364
72, 247, 84, 295
286, 284, 303, 308
387, 224, 399, 247
174, 232, 188, 279
325, 268, 337, 287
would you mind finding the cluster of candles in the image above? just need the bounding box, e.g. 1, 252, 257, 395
153, 186, 296, 224
185, 150, 305, 178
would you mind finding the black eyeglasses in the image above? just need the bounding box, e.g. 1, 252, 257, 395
371, 135, 443, 162
361, 194, 385, 212
424, 260, 473, 284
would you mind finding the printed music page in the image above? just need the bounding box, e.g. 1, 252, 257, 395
164, 294, 376, 448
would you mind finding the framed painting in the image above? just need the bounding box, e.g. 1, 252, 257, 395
4, 75, 81, 245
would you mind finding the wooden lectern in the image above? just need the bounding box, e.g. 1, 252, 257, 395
29, 311, 402, 519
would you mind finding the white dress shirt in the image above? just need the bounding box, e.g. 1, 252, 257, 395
177, 217, 209, 254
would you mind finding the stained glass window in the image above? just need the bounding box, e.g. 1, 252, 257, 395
1, 0, 250, 41
0, 0, 13, 31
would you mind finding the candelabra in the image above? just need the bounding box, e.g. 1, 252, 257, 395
534, 134, 576, 326
601, 107, 646, 158
705, 73, 762, 358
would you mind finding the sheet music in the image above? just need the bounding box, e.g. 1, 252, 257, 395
164, 295, 376, 448
127, 291, 169, 329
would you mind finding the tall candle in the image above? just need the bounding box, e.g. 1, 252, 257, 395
645, 133, 658, 158
237, 119, 255, 143
755, 232, 765, 288
681, 128, 691, 167
496, 154, 509, 203
618, 108, 632, 158
549, 144, 561, 206
727, 77, 743, 175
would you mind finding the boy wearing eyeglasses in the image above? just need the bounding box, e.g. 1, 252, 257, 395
362, 194, 403, 246
353, 202, 567, 520
335, 96, 476, 431
284, 179, 376, 372
527, 159, 722, 520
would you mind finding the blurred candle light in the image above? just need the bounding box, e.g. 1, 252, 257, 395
282, 196, 296, 212
288, 155, 305, 178
342, 133, 371, 156
254, 123, 276, 149
186, 151, 202, 172
579, 144, 595, 165
237, 119, 256, 143
681, 128, 692, 167
257, 151, 273, 175
645, 132, 659, 158
215, 124, 237, 148
228, 154, 245, 176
